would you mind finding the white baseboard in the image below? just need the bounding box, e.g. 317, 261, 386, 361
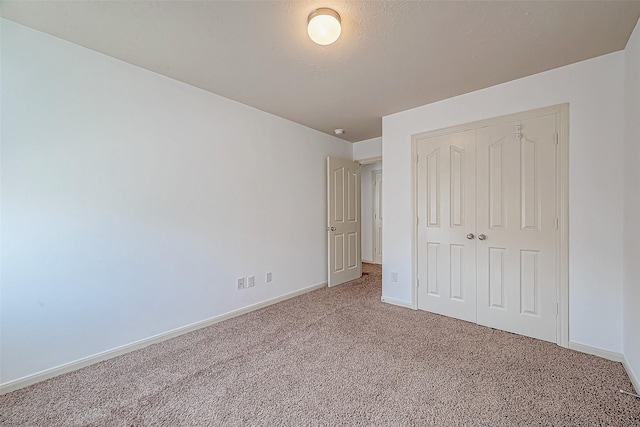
361, 259, 374, 264
0, 281, 327, 395
622, 355, 640, 394
568, 341, 624, 362
381, 296, 415, 309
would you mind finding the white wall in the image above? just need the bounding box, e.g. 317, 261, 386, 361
0, 20, 352, 384
623, 19, 640, 389
360, 162, 382, 263
382, 52, 625, 353
353, 137, 382, 162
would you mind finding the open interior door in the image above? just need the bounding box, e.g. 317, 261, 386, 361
327, 157, 362, 287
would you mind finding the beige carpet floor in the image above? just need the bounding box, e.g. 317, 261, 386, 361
1, 263, 639, 426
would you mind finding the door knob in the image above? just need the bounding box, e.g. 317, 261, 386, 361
327, 226, 336, 231
478, 234, 487, 240
466, 233, 475, 240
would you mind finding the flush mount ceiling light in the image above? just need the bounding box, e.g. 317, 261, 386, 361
307, 8, 341, 45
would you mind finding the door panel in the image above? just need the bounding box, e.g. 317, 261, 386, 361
520, 249, 539, 315
450, 147, 465, 227
488, 247, 505, 309
347, 169, 358, 222
417, 131, 477, 323
476, 115, 557, 342
488, 139, 506, 229
327, 157, 362, 287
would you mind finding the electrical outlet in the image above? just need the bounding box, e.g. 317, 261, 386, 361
391, 272, 398, 283
247, 275, 255, 288
237, 277, 245, 290
266, 272, 272, 283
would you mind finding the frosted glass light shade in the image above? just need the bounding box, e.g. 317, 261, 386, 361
307, 8, 341, 45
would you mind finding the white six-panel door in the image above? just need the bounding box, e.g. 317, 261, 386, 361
476, 114, 557, 342
416, 112, 558, 342
417, 130, 477, 323
327, 157, 362, 287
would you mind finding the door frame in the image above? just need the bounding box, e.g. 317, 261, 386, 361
410, 103, 569, 348
372, 169, 383, 265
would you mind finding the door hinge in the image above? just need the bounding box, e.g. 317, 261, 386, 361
417, 217, 420, 226
416, 154, 419, 163
556, 302, 559, 316
417, 278, 420, 288
554, 133, 559, 145
555, 217, 559, 230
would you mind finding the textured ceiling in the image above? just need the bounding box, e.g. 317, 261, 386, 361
2, 1, 640, 142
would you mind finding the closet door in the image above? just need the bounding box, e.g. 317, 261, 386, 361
475, 115, 558, 342
416, 131, 477, 323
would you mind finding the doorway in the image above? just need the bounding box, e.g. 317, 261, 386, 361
358, 161, 382, 265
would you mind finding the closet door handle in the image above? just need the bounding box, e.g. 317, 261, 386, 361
478, 234, 487, 241
466, 233, 475, 240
